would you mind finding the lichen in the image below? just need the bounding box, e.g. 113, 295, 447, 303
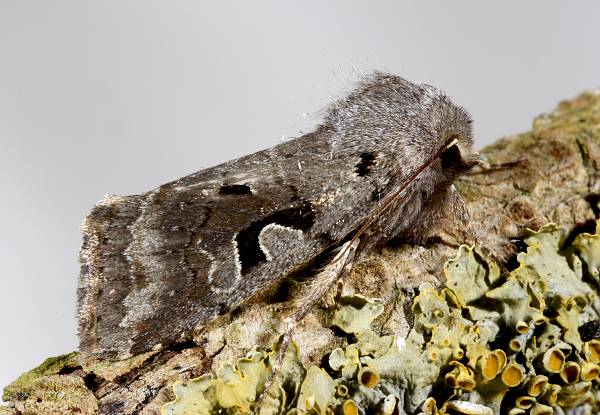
4, 375, 97, 414
2, 352, 78, 402
162, 220, 600, 414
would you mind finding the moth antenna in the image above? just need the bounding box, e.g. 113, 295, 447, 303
256, 137, 459, 412
466, 157, 528, 175
254, 239, 359, 414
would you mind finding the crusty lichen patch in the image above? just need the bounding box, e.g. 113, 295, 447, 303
6, 91, 597, 414
2, 352, 79, 402
1, 352, 100, 414
0, 407, 17, 415
11, 375, 98, 415
162, 220, 600, 414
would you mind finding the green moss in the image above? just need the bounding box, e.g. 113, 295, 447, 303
2, 352, 78, 401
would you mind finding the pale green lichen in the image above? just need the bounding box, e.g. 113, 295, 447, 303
333, 295, 385, 335
445, 245, 501, 309
295, 366, 336, 414
573, 224, 600, 280
328, 344, 360, 380
163, 342, 306, 415
162, 220, 600, 414
514, 224, 593, 303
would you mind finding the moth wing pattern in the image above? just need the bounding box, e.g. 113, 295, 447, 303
77, 72, 475, 358
78, 132, 397, 358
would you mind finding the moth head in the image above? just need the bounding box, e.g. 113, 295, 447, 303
434, 101, 484, 179
440, 134, 483, 176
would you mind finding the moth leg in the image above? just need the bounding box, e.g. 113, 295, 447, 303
321, 273, 347, 310
449, 185, 480, 245
254, 239, 359, 414
441, 186, 515, 267
443, 185, 482, 246
333, 276, 346, 306
416, 184, 479, 247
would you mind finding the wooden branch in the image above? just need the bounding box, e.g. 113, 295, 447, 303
2, 91, 600, 415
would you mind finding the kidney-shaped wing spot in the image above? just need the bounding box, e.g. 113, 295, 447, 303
234, 202, 316, 275
258, 223, 306, 261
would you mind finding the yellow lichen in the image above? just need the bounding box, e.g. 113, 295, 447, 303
445, 361, 476, 391
542, 347, 565, 373
335, 384, 348, 397
526, 375, 548, 397
341, 399, 358, 415
529, 403, 553, 415
583, 339, 600, 363
445, 400, 494, 415
559, 361, 580, 384
328, 344, 360, 380
556, 298, 585, 350
580, 362, 600, 381
422, 397, 437, 415
296, 366, 336, 415
478, 349, 506, 381
357, 366, 379, 388
501, 362, 525, 387
557, 381, 592, 408
444, 245, 500, 315
572, 219, 600, 280
333, 294, 384, 334
161, 220, 600, 415
541, 384, 561, 406
515, 395, 536, 409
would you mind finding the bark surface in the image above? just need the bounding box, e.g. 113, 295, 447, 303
2, 91, 600, 415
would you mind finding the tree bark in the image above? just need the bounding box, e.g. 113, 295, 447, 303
2, 91, 600, 415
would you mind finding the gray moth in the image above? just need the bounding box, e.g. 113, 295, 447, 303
77, 72, 479, 360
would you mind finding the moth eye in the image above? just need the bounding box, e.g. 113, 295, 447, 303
355, 152, 376, 176
441, 144, 462, 170
219, 184, 252, 195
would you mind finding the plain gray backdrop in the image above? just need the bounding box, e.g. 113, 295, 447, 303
1, 1, 599, 388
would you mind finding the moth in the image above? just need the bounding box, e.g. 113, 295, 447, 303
77, 72, 480, 363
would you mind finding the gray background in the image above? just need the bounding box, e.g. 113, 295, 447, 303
1, 1, 599, 388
